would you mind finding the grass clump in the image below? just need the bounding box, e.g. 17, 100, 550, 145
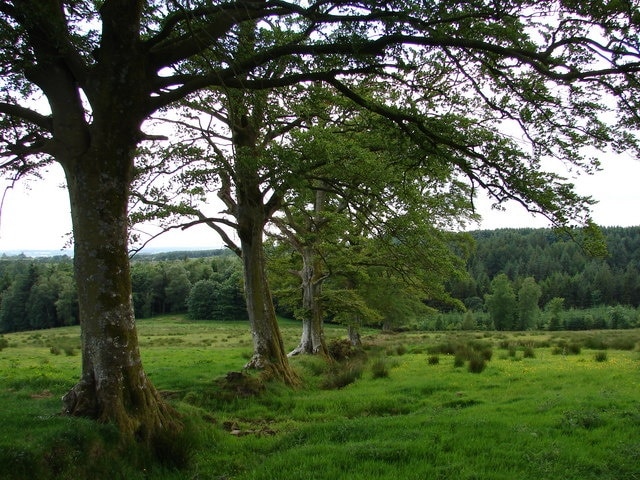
371, 358, 390, 378
594, 351, 608, 362
427, 354, 440, 365
467, 351, 487, 373
321, 361, 365, 389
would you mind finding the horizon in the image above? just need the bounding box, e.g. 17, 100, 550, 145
2, 152, 640, 252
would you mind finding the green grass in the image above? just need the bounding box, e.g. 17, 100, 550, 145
1, 319, 639, 479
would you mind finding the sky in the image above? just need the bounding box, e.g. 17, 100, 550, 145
0, 151, 639, 254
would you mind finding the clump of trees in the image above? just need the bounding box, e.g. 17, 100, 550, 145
0, 256, 77, 332
0, 252, 246, 333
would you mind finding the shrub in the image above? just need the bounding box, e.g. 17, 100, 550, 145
50, 346, 61, 355
567, 343, 581, 355
427, 355, 440, 365
594, 351, 608, 362
371, 359, 389, 379
322, 362, 364, 389
453, 354, 465, 368
328, 338, 359, 361
468, 352, 487, 373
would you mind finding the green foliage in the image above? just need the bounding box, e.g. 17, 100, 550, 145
0, 260, 77, 333
517, 277, 541, 330
453, 227, 640, 313
187, 280, 217, 320
0, 252, 246, 333
460, 310, 476, 330
485, 274, 517, 330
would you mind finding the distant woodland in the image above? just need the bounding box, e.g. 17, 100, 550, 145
1, 226, 639, 334
449, 226, 640, 310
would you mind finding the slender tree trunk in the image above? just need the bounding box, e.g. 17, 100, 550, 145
289, 245, 329, 357
61, 143, 178, 439
233, 114, 298, 384
238, 199, 298, 385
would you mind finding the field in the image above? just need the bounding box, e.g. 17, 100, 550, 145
0, 317, 639, 479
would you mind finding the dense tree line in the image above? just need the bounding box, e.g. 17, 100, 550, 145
448, 227, 640, 311
0, 251, 246, 333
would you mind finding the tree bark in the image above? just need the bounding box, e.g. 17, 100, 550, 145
289, 245, 329, 357
238, 199, 298, 385
232, 110, 298, 385
60, 136, 178, 440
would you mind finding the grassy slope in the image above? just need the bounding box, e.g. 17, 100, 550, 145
0, 317, 639, 480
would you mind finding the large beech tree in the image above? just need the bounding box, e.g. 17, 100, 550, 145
1, 1, 639, 438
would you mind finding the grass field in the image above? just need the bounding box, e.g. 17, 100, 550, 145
0, 317, 639, 479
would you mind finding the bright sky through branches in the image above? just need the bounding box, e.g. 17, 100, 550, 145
0, 151, 639, 254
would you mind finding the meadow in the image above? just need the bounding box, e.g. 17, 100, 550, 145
0, 317, 639, 479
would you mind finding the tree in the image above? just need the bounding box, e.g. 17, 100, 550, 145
187, 279, 218, 320
164, 264, 192, 313
485, 274, 517, 330
545, 297, 565, 331
0, 263, 37, 332
2, 1, 639, 438
517, 276, 542, 330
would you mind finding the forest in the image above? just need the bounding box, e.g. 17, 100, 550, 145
2, 226, 639, 334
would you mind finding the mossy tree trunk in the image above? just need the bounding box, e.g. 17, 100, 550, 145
26, 0, 181, 439
231, 106, 298, 385
61, 133, 178, 440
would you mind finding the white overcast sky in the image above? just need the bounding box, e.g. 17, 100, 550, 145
0, 151, 638, 254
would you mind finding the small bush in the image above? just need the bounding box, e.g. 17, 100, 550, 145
468, 352, 487, 374
607, 337, 637, 351
371, 359, 389, 379
594, 351, 608, 362
328, 338, 359, 361
50, 346, 61, 355
523, 345, 536, 358
64, 347, 76, 356
322, 362, 364, 389
567, 343, 582, 355
427, 355, 440, 365
453, 354, 465, 368
395, 345, 407, 356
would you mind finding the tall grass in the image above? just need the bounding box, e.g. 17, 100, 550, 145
0, 317, 639, 479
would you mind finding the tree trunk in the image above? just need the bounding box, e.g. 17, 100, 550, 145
289, 245, 329, 357
233, 144, 297, 383
239, 208, 298, 385
348, 324, 362, 347
61, 144, 178, 440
